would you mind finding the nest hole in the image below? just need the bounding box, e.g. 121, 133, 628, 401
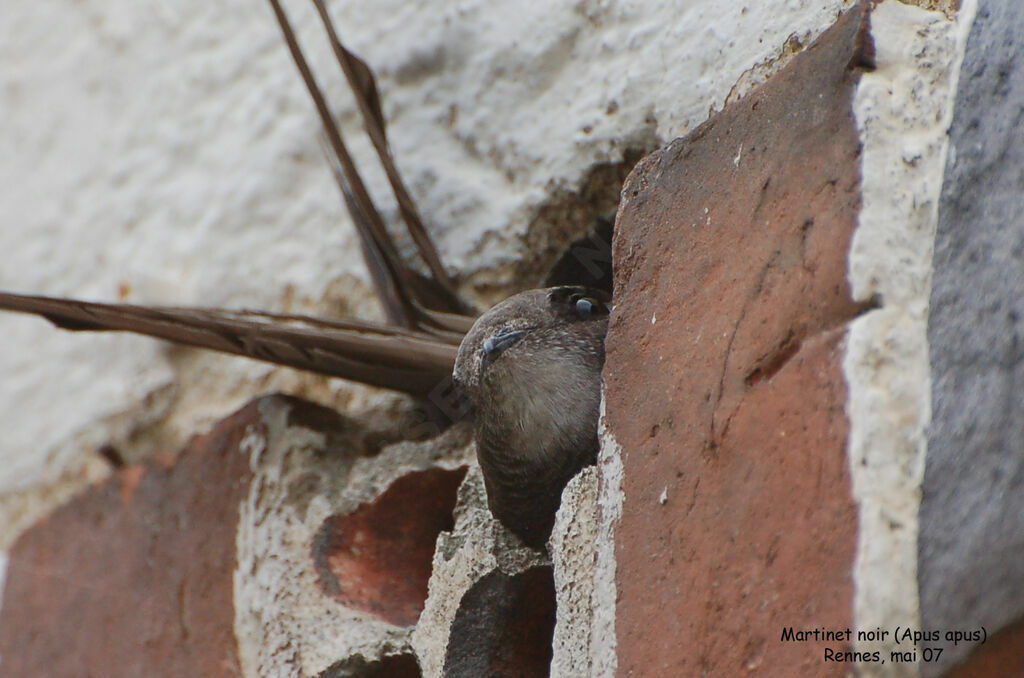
443, 565, 557, 677
312, 466, 469, 626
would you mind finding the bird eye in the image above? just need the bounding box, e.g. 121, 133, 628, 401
550, 287, 609, 320
568, 291, 603, 318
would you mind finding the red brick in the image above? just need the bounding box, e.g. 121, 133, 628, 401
313, 466, 467, 627
0, 399, 261, 677
606, 4, 872, 675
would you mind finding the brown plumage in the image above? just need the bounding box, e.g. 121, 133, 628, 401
0, 292, 459, 397
453, 286, 609, 548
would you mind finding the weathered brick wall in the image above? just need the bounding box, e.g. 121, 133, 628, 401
604, 1, 1024, 676
2, 2, 1022, 677
605, 6, 870, 674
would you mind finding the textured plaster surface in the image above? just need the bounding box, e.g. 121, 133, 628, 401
589, 398, 625, 678
845, 1, 971, 672
414, 438, 616, 678
0, 0, 857, 549
234, 396, 473, 678
549, 466, 600, 677
411, 466, 547, 678
918, 0, 1024, 674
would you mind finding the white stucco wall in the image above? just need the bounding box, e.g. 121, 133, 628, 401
0, 0, 854, 546
846, 1, 974, 672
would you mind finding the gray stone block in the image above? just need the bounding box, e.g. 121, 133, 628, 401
920, 1, 1024, 673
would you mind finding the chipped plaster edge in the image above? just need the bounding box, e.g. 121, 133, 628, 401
547, 395, 622, 678
234, 397, 444, 678
232, 396, 391, 678
550, 466, 599, 678
411, 465, 549, 678
845, 0, 976, 674
591, 395, 624, 677
411, 468, 500, 678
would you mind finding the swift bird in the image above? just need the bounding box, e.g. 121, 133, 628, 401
0, 0, 612, 549
454, 287, 609, 548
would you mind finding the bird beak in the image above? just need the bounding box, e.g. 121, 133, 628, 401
481, 329, 527, 365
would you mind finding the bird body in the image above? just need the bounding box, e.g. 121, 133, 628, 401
453, 287, 609, 548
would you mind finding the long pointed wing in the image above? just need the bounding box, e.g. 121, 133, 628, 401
266, 0, 473, 335
312, 0, 466, 314
1, 7, 479, 400
0, 292, 457, 397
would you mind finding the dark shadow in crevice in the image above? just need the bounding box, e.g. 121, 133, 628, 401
506, 149, 646, 295
745, 331, 802, 387
544, 215, 615, 295
743, 294, 880, 388
317, 652, 421, 678
443, 565, 557, 678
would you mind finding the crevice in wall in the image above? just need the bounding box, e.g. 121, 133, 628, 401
543, 215, 615, 294
466, 149, 647, 304
743, 295, 879, 388
744, 331, 802, 387
317, 652, 422, 678
442, 565, 557, 678
312, 465, 469, 627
